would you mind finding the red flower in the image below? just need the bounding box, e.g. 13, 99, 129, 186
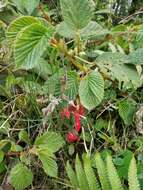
73, 112, 81, 132
66, 132, 79, 143
61, 103, 85, 143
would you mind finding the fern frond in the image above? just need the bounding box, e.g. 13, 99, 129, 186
106, 154, 124, 190
128, 156, 141, 190
95, 152, 110, 190
75, 154, 90, 190
66, 161, 79, 189
83, 154, 100, 190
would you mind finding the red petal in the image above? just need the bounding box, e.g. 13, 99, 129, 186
66, 132, 79, 143
74, 112, 81, 132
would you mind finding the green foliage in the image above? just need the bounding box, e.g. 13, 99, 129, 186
14, 23, 53, 69
35, 131, 65, 153
75, 155, 90, 190
0, 150, 4, 163
38, 151, 58, 177
65, 71, 79, 100
35, 132, 65, 177
95, 152, 111, 190
118, 99, 136, 125
106, 154, 124, 190
57, 20, 108, 39
7, 16, 40, 42
1, 0, 143, 189
79, 70, 104, 110
127, 48, 143, 65
66, 153, 141, 190
83, 154, 100, 190
96, 52, 142, 89
60, 0, 93, 30
9, 163, 33, 190
66, 161, 79, 189
18, 130, 31, 145
128, 156, 140, 190
11, 0, 40, 15
114, 150, 133, 180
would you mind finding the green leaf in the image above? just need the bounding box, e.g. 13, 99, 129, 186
106, 154, 124, 190
79, 70, 104, 110
43, 76, 57, 95
118, 99, 136, 125
21, 80, 43, 94
32, 58, 53, 80
0, 162, 6, 173
43, 69, 64, 96
127, 48, 143, 65
60, 0, 93, 30
96, 52, 142, 89
115, 150, 133, 179
7, 16, 40, 42
35, 131, 64, 153
38, 151, 58, 177
11, 0, 40, 15
10, 163, 33, 190
95, 152, 111, 190
66, 161, 79, 188
94, 118, 109, 131
56, 21, 108, 39
0, 150, 4, 163
128, 156, 141, 190
56, 22, 76, 38
83, 154, 100, 190
65, 71, 79, 100
80, 21, 109, 39
111, 64, 141, 89
14, 23, 53, 69
18, 130, 31, 145
75, 155, 90, 190
96, 52, 128, 66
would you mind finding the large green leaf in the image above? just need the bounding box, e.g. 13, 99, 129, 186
10, 163, 33, 190
35, 131, 65, 153
60, 0, 93, 30
11, 0, 40, 15
79, 70, 104, 110
57, 21, 108, 39
7, 16, 40, 42
81, 21, 109, 39
96, 52, 142, 89
14, 23, 53, 69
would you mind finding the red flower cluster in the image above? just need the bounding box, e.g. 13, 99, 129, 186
61, 103, 85, 143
